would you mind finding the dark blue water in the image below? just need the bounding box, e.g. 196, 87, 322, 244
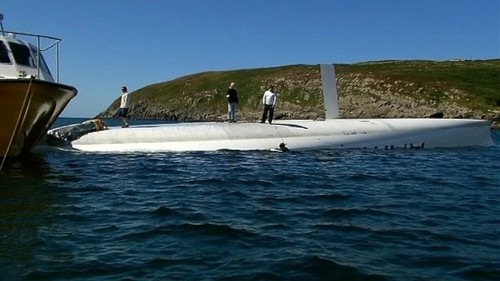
1, 118, 499, 281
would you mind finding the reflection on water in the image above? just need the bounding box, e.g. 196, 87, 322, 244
0, 153, 68, 279
1, 153, 51, 178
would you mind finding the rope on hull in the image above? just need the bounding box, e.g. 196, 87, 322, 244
1, 78, 34, 170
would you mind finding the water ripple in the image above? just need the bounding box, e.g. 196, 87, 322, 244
1, 130, 499, 280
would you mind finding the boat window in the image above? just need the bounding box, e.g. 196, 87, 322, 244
30, 45, 52, 76
9, 42, 36, 67
0, 41, 11, 63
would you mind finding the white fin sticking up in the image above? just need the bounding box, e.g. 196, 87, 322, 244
320, 64, 340, 119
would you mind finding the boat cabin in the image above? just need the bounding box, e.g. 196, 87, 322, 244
0, 32, 57, 82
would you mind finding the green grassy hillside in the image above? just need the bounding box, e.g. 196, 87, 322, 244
98, 59, 500, 126
345, 60, 500, 110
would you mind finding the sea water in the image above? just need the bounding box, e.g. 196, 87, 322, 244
0, 118, 499, 281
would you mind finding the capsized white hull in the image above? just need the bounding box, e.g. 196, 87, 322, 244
65, 118, 494, 152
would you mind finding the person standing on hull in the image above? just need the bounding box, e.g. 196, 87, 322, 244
261, 85, 277, 124
118, 86, 130, 128
226, 82, 238, 122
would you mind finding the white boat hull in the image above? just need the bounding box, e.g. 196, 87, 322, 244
66, 118, 494, 152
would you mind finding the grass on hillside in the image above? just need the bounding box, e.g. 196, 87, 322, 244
345, 60, 500, 110
119, 60, 499, 115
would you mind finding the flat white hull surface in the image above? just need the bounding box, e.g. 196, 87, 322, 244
67, 118, 493, 152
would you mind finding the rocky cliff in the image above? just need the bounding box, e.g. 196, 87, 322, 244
97, 60, 500, 128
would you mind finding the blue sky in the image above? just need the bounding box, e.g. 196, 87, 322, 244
2, 0, 499, 117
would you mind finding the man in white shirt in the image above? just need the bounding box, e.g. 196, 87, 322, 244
261, 85, 277, 124
118, 86, 130, 127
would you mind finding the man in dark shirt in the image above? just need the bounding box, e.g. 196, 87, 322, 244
226, 82, 238, 122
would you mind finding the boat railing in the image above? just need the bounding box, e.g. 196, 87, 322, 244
3, 30, 62, 82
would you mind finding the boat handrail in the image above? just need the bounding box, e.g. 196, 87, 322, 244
2, 30, 62, 82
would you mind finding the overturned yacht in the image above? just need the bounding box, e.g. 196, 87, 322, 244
47, 65, 494, 152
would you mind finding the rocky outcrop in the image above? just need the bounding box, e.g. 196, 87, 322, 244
337, 74, 500, 127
